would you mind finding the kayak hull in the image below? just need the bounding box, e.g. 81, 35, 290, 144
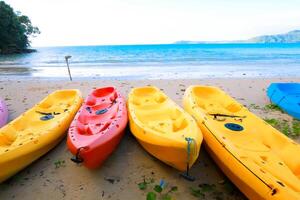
183, 85, 300, 200
201, 129, 268, 200
0, 134, 65, 182
67, 87, 128, 169
128, 86, 202, 171
0, 90, 83, 183
67, 129, 126, 169
267, 83, 300, 120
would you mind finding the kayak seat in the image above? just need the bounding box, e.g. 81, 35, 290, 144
76, 98, 119, 135
148, 120, 173, 134
109, 91, 118, 102
86, 95, 97, 106
38, 90, 79, 109
225, 102, 242, 113
131, 87, 166, 105
92, 87, 115, 98
277, 84, 300, 94
0, 126, 17, 146
77, 121, 112, 135
258, 127, 300, 177
155, 93, 166, 103
172, 115, 188, 132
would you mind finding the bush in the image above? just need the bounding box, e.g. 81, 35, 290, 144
0, 1, 40, 54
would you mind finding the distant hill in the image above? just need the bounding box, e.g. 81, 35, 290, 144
175, 30, 300, 44
246, 30, 300, 43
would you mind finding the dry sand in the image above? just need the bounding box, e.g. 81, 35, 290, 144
0, 77, 299, 200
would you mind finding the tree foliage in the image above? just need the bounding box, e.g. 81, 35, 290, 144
0, 1, 40, 54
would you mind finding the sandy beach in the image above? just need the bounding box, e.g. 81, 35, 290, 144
0, 77, 299, 200
1, 0, 300, 199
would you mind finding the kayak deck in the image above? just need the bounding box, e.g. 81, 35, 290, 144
184, 85, 300, 199
0, 90, 82, 182
128, 86, 202, 171
68, 87, 128, 168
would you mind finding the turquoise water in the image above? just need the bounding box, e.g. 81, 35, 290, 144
1, 43, 300, 79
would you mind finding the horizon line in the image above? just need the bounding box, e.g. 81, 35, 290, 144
32, 42, 300, 48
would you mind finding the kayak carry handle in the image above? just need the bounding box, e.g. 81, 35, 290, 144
71, 147, 84, 164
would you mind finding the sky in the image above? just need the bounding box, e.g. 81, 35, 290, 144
4, 0, 300, 47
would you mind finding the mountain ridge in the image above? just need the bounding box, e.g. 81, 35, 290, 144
175, 30, 300, 44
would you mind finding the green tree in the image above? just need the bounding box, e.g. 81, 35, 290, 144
0, 1, 40, 54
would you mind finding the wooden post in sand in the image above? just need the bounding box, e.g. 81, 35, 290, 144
65, 55, 72, 81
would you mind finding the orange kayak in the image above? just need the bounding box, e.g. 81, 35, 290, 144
67, 87, 128, 168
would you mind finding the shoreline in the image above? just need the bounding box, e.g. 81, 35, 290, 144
1, 76, 300, 82
0, 77, 299, 200
1, 62, 300, 80
1, 69, 300, 80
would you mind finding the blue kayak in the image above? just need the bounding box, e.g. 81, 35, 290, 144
267, 83, 300, 120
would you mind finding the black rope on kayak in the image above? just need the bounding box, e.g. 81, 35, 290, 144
209, 113, 246, 119
71, 147, 84, 164
180, 137, 195, 181
36, 111, 54, 121
36, 111, 62, 115
36, 111, 52, 115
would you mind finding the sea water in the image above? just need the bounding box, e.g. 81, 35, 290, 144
0, 43, 300, 79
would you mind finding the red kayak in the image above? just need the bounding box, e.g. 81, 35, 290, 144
67, 87, 128, 168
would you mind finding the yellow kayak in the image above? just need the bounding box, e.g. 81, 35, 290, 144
183, 85, 300, 200
0, 90, 82, 182
128, 86, 202, 171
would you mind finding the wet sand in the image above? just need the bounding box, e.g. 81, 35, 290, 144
0, 67, 36, 76
0, 77, 299, 200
